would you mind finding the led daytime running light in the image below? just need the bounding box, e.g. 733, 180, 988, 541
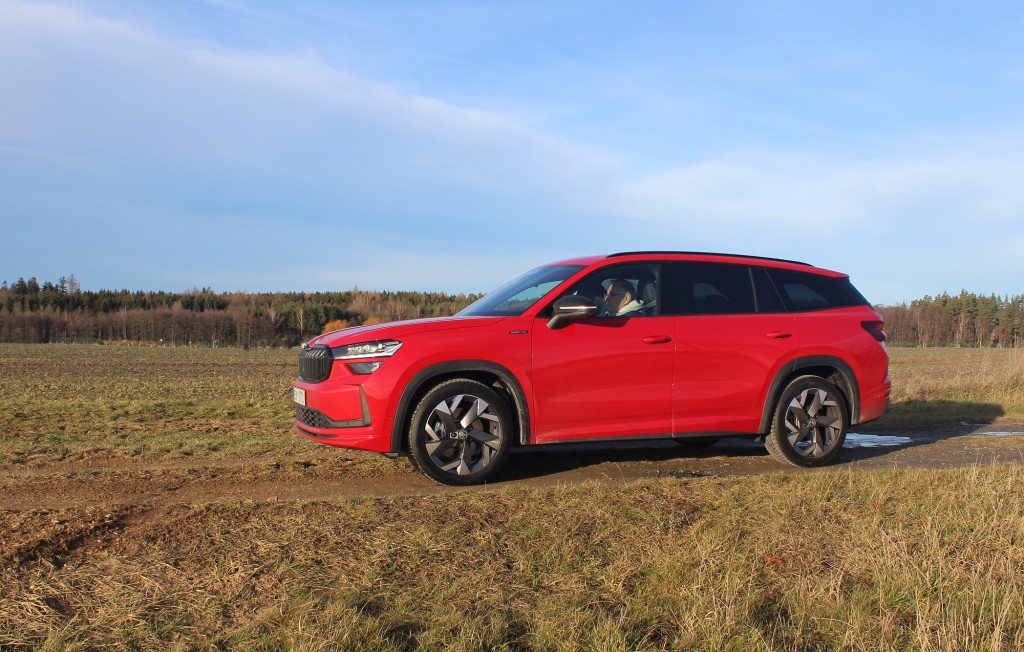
332, 339, 403, 360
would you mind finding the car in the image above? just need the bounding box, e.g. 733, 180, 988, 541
293, 251, 890, 485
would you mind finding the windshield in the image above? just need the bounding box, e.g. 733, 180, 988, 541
457, 265, 585, 317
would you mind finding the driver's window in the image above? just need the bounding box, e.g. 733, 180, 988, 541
561, 263, 660, 318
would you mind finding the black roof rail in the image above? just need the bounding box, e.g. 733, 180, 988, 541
608, 251, 811, 266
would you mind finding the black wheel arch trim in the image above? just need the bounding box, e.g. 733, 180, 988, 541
758, 355, 860, 433
390, 360, 531, 453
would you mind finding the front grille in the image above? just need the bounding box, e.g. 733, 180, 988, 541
296, 405, 332, 429
299, 345, 332, 383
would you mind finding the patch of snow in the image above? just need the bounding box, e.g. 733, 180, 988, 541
843, 433, 914, 448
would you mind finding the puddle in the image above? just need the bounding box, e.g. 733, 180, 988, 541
842, 431, 1024, 449
843, 433, 914, 448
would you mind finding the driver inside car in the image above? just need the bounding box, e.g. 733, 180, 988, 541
601, 279, 643, 317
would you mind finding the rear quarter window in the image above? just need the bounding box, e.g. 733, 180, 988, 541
767, 269, 869, 312
752, 267, 786, 313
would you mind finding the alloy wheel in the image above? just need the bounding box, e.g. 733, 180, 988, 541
422, 393, 504, 476
765, 375, 849, 467
783, 387, 843, 458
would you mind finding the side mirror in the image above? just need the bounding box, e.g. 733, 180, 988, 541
547, 295, 599, 330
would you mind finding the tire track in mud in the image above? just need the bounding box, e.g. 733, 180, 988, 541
2, 426, 1022, 513
2, 427, 1022, 570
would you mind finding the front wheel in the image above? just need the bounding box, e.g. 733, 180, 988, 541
765, 376, 848, 467
408, 379, 513, 485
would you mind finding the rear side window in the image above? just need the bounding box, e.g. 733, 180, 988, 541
665, 263, 756, 315
767, 269, 869, 312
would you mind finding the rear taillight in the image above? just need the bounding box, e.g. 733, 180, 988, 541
861, 320, 887, 342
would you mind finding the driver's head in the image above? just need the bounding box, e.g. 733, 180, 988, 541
603, 279, 633, 315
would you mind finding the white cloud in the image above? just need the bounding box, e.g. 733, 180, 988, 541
610, 149, 1024, 237
598, 146, 1024, 304
1, 1, 1022, 303
0, 1, 613, 228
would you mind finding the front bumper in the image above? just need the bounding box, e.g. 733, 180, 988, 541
293, 421, 392, 453
292, 354, 405, 453
294, 386, 371, 429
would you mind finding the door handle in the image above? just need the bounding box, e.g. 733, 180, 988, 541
642, 335, 672, 344
767, 331, 792, 339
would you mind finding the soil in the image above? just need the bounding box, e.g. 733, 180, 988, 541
3, 424, 1022, 514
2, 424, 1022, 566
4, 423, 1019, 560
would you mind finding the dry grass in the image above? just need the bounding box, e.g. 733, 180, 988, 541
1, 466, 1022, 650
0, 343, 300, 464
1, 343, 1022, 466
882, 347, 1024, 427
2, 344, 1024, 649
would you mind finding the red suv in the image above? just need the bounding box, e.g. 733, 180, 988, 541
293, 252, 890, 485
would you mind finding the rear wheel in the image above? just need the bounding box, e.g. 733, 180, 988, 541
408, 379, 513, 485
765, 376, 848, 467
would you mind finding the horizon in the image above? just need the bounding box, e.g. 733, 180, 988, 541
2, 271, 1021, 308
2, 1, 1023, 304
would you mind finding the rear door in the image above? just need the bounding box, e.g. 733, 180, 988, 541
666, 263, 798, 434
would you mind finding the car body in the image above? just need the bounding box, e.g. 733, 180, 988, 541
293, 252, 890, 485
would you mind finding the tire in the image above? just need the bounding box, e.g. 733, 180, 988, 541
407, 379, 513, 486
765, 375, 848, 467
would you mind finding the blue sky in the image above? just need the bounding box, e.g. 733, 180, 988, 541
1, 0, 1022, 304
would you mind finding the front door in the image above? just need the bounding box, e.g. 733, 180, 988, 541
530, 263, 674, 443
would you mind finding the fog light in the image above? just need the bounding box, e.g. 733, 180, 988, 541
347, 361, 384, 375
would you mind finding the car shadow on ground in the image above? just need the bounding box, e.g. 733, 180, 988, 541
495, 400, 1008, 483
843, 399, 1007, 457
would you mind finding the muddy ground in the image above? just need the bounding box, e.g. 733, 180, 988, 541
2, 423, 1022, 571
3, 424, 1022, 512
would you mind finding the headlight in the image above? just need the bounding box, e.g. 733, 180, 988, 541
331, 339, 403, 360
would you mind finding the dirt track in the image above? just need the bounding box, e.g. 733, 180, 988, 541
2, 424, 1022, 572
2, 424, 1022, 512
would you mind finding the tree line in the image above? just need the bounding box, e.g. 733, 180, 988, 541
877, 291, 1024, 348
1, 277, 1022, 348
0, 276, 479, 347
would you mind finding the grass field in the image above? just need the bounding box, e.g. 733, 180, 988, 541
1, 344, 1023, 650
2, 466, 1021, 650
1, 344, 1022, 465
0, 344, 299, 465
884, 347, 1024, 427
